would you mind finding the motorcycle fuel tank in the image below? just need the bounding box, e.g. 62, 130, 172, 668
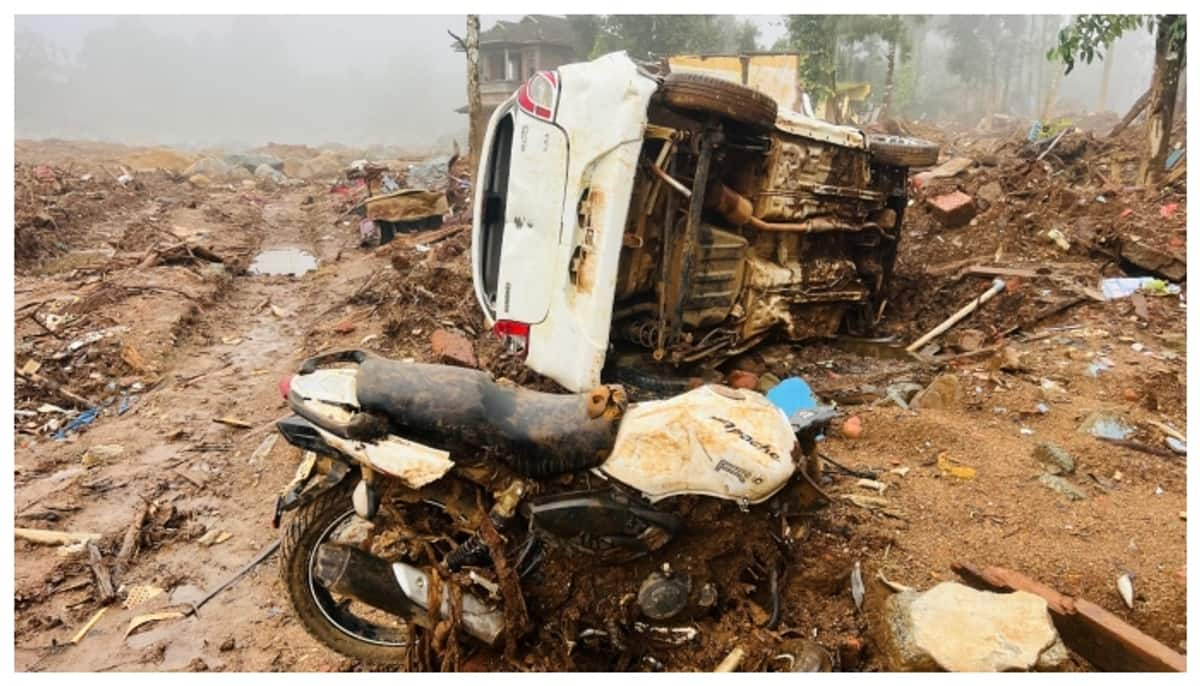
598, 385, 797, 504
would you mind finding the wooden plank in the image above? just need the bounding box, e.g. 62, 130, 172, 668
952, 563, 1185, 672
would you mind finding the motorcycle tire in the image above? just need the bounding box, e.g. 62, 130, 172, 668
866, 134, 941, 168
660, 72, 778, 132
279, 476, 410, 666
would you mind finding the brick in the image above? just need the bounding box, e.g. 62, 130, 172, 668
926, 191, 977, 227
431, 329, 477, 368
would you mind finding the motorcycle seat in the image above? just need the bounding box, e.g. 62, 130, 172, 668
353, 355, 623, 478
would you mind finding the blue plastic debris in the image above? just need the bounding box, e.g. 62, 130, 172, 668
1166, 437, 1187, 455
1027, 121, 1042, 142
53, 407, 99, 440
1100, 277, 1181, 300
766, 377, 818, 417
1166, 148, 1185, 170
117, 395, 137, 416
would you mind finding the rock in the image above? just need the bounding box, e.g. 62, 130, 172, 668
431, 329, 477, 369
254, 164, 287, 184
188, 174, 212, 189
1078, 412, 1133, 440
926, 191, 977, 228
727, 370, 759, 390
229, 167, 253, 181
875, 582, 1068, 672
1119, 240, 1186, 282
910, 374, 961, 411
1039, 473, 1086, 501
1032, 443, 1075, 475
332, 318, 356, 334
948, 328, 986, 353
885, 382, 923, 410
756, 372, 781, 393
225, 153, 282, 173
977, 181, 1004, 204
184, 157, 232, 178
992, 345, 1027, 372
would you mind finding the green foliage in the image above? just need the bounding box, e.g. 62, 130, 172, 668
1051, 14, 1185, 74
1049, 14, 1145, 73
784, 15, 841, 102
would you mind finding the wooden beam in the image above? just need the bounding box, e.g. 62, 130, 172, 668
952, 562, 1185, 672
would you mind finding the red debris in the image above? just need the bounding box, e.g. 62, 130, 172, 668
32, 165, 57, 183
926, 191, 977, 228
1159, 202, 1179, 218
431, 328, 477, 368
727, 370, 758, 390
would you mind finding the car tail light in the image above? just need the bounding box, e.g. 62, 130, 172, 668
516, 71, 558, 122
279, 375, 292, 399
493, 320, 530, 358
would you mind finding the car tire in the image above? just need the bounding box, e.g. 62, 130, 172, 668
867, 134, 940, 168
660, 73, 778, 131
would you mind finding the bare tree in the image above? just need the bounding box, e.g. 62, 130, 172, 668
1140, 15, 1183, 185
465, 15, 482, 180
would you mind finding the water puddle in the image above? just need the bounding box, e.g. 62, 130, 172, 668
248, 247, 317, 276
830, 336, 915, 361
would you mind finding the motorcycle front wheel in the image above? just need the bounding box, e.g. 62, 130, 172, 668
279, 477, 412, 666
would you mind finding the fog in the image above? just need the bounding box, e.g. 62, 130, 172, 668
15, 15, 483, 151
15, 15, 1159, 151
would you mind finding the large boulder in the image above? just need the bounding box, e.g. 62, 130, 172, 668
184, 157, 232, 178
875, 582, 1068, 672
254, 163, 287, 184
225, 152, 283, 173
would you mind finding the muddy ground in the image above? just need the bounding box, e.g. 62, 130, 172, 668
12, 119, 1187, 671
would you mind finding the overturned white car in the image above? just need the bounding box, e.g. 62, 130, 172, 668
472, 52, 938, 392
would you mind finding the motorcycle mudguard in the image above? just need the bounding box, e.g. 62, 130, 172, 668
273, 449, 352, 527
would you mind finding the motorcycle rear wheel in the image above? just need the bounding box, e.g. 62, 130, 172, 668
279, 477, 412, 666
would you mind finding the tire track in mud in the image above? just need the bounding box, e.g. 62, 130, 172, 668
16, 188, 379, 672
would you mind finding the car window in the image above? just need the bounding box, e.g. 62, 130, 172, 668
480, 112, 514, 310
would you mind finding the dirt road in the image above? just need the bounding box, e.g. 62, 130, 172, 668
15, 179, 382, 671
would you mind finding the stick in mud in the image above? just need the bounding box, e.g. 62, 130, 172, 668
906, 278, 1006, 353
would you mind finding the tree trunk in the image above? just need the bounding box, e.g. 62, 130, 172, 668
881, 39, 897, 119
1139, 15, 1183, 186
1110, 87, 1151, 137
465, 15, 483, 184
1098, 41, 1115, 112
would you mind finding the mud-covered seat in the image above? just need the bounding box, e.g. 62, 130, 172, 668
351, 354, 623, 478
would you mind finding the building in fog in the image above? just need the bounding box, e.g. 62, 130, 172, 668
455, 15, 578, 118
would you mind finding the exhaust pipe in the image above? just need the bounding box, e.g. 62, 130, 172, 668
314, 543, 504, 645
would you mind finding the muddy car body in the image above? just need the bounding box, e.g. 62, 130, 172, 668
472, 52, 937, 392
